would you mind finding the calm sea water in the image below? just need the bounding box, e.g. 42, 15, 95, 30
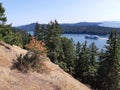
62, 34, 108, 50
28, 31, 108, 50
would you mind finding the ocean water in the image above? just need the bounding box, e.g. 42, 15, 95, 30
28, 31, 108, 50
62, 34, 108, 50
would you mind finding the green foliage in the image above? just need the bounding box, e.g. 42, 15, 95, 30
60, 37, 76, 75
0, 3, 11, 42
0, 3, 6, 24
58, 61, 68, 72
87, 42, 98, 88
34, 20, 76, 75
63, 25, 120, 35
0, 3, 10, 41
74, 41, 98, 89
74, 42, 81, 78
12, 29, 47, 73
96, 31, 120, 90
12, 27, 31, 48
34, 22, 44, 41
12, 52, 44, 73
44, 20, 64, 64
74, 41, 89, 83
3, 3, 120, 89
0, 25, 24, 47
76, 42, 81, 57
17, 23, 120, 35
0, 3, 30, 47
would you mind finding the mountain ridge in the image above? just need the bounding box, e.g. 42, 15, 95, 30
16, 21, 120, 35
17, 21, 120, 29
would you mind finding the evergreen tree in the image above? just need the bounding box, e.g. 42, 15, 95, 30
60, 37, 76, 75
97, 31, 120, 90
44, 20, 64, 64
11, 27, 30, 47
0, 3, 24, 47
76, 42, 81, 58
41, 24, 45, 41
0, 3, 8, 39
0, 3, 6, 25
34, 22, 44, 41
87, 42, 98, 88
74, 41, 81, 78
74, 41, 89, 83
44, 20, 76, 75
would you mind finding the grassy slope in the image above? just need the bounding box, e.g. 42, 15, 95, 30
0, 41, 91, 90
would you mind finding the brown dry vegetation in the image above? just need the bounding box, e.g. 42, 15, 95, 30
25, 37, 47, 53
0, 41, 91, 90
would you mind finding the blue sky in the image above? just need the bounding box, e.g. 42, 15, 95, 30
1, 0, 120, 26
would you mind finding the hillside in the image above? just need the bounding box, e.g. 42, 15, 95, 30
17, 22, 120, 35
0, 41, 91, 90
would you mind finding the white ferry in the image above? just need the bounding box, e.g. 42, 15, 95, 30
85, 35, 99, 39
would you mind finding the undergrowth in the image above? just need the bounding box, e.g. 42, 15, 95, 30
12, 37, 47, 73
12, 51, 45, 73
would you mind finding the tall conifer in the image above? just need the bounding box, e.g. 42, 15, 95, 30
74, 41, 89, 83
60, 37, 76, 75
34, 22, 44, 41
87, 42, 98, 88
97, 31, 120, 90
0, 3, 6, 25
44, 20, 63, 64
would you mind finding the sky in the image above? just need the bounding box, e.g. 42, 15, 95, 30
1, 0, 120, 26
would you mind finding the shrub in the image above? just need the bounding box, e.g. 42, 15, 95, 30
25, 37, 47, 54
12, 37, 47, 73
12, 51, 45, 73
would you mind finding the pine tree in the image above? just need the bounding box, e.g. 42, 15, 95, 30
0, 3, 6, 25
60, 37, 76, 75
74, 41, 89, 83
87, 42, 98, 88
74, 42, 81, 78
0, 3, 13, 44
44, 20, 63, 64
76, 42, 81, 58
97, 31, 120, 90
41, 24, 45, 41
0, 3, 24, 47
0, 3, 8, 39
34, 22, 44, 41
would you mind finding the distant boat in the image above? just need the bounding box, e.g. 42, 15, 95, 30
85, 35, 99, 39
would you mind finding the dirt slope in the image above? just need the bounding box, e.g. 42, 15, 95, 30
0, 41, 91, 90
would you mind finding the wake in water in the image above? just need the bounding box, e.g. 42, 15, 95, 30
99, 37, 108, 40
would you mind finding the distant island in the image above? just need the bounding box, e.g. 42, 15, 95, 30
16, 21, 120, 35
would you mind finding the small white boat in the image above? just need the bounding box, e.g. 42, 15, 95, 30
85, 35, 99, 39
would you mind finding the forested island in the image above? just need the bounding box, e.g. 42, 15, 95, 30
62, 25, 120, 35
17, 22, 120, 35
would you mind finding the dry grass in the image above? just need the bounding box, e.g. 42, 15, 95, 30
0, 41, 91, 90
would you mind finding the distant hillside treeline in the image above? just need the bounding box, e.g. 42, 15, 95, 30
61, 25, 120, 35
17, 23, 120, 35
